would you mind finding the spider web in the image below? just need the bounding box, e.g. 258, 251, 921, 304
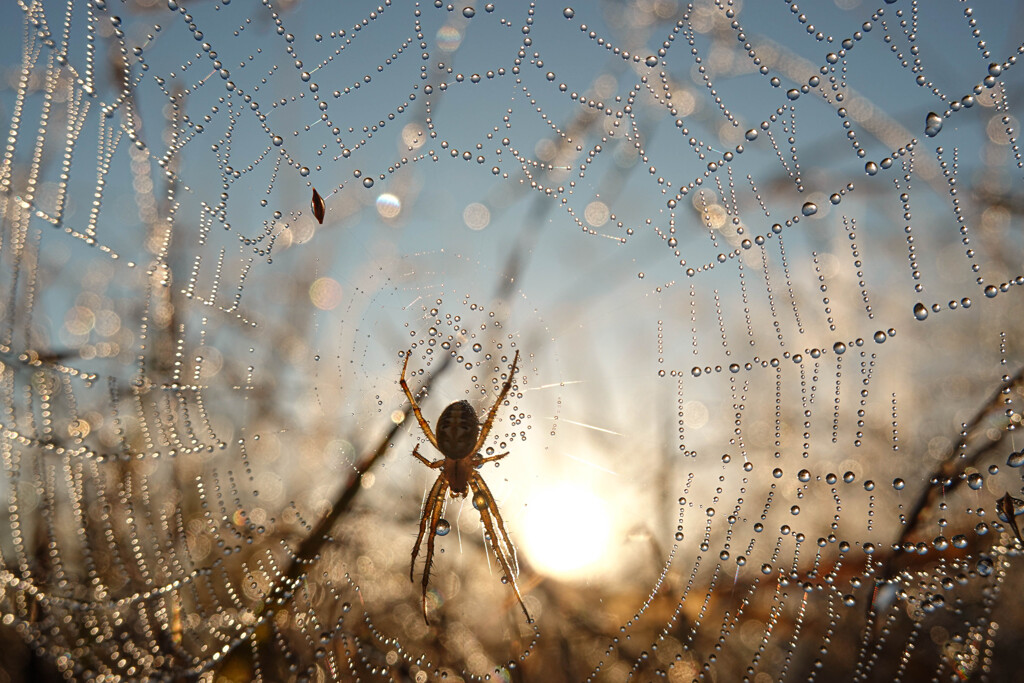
2, 0, 1024, 680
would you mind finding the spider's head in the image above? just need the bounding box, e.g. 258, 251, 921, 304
436, 400, 479, 460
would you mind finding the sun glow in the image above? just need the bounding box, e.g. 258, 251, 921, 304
520, 481, 612, 579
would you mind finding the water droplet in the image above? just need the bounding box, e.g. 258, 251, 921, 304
462, 6, 475, 18
924, 111, 943, 137
966, 473, 983, 490
892, 478, 905, 491
913, 303, 928, 320
645, 56, 658, 67
1007, 451, 1024, 467
833, 341, 846, 354
563, 7, 575, 18
436, 519, 451, 536
363, 177, 375, 188
801, 202, 818, 216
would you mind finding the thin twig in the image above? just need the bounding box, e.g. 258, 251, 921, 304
875, 367, 1024, 591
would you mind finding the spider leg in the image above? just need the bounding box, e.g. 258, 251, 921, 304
475, 451, 509, 466
470, 471, 519, 574
410, 473, 447, 581
410, 473, 449, 624
472, 350, 520, 453
469, 471, 532, 623
408, 446, 443, 581
411, 444, 443, 469
400, 351, 439, 449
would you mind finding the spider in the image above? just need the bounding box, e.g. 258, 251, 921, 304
400, 349, 532, 624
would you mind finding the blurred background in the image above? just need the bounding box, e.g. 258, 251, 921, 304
1, 0, 1024, 680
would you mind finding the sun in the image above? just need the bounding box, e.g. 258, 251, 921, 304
519, 481, 612, 580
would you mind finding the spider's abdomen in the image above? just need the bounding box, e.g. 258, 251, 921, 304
436, 400, 480, 460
